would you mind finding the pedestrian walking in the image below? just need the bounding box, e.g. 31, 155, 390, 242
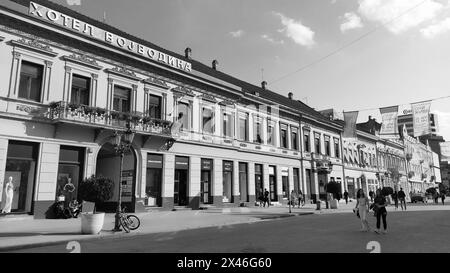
290, 190, 297, 206
441, 192, 446, 205
344, 190, 349, 204
434, 191, 439, 204
392, 191, 399, 210
298, 189, 304, 207
263, 188, 270, 207
373, 189, 388, 234
398, 188, 407, 210
355, 189, 371, 232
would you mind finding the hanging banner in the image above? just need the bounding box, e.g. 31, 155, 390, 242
379, 106, 399, 138
343, 111, 358, 139
440, 142, 450, 162
411, 101, 431, 137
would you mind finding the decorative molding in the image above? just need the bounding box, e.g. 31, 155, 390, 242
11, 38, 58, 57
172, 86, 194, 97
143, 77, 169, 89
63, 54, 102, 70
0, 36, 5, 42
107, 78, 114, 84
91, 73, 98, 79
12, 51, 21, 59
219, 99, 236, 106
64, 66, 72, 73
198, 93, 217, 103
106, 66, 141, 81
44, 60, 53, 67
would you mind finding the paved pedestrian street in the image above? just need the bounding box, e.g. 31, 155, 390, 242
11, 209, 450, 253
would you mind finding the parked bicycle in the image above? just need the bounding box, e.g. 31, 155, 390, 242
118, 207, 140, 233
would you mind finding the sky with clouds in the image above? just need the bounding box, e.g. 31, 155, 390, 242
57, 0, 450, 141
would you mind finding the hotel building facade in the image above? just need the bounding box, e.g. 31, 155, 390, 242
0, 0, 346, 218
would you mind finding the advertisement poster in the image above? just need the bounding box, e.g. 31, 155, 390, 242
411, 101, 431, 137
440, 142, 450, 162
380, 106, 399, 137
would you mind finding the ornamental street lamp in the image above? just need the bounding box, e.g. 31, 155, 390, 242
112, 121, 135, 232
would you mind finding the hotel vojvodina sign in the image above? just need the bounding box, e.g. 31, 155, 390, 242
28, 2, 192, 73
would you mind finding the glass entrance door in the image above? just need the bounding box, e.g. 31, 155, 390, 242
255, 164, 263, 200
201, 170, 211, 204
174, 169, 188, 206
269, 166, 277, 202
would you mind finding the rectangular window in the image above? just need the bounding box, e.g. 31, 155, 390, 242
222, 112, 234, 138
238, 114, 248, 141
293, 168, 300, 193
113, 85, 131, 112
334, 138, 340, 158
324, 136, 331, 156
223, 161, 233, 203
314, 133, 321, 154
255, 164, 263, 199
71, 74, 90, 106
149, 94, 162, 119
280, 124, 288, 148
57, 146, 85, 207
202, 107, 214, 134
4, 140, 39, 213
291, 128, 298, 150
303, 130, 310, 152
177, 102, 190, 130
18, 61, 43, 102
267, 122, 275, 146
254, 119, 263, 144
146, 154, 163, 207
239, 162, 248, 202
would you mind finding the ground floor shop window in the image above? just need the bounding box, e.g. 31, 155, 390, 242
56, 146, 85, 207
146, 154, 163, 207
255, 164, 263, 200
347, 178, 355, 199
269, 166, 277, 201
281, 167, 289, 198
2, 141, 39, 214
293, 168, 300, 193
201, 159, 213, 204
305, 169, 312, 201
174, 156, 189, 206
239, 162, 248, 202
223, 161, 233, 203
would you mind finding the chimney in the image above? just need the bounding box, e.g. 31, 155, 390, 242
261, 81, 267, 90
212, 59, 218, 70
288, 92, 293, 100
368, 115, 372, 121
184, 47, 192, 59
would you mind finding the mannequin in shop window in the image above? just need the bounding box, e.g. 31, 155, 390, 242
2, 176, 14, 214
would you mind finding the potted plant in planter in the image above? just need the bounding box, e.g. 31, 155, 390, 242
78, 175, 114, 234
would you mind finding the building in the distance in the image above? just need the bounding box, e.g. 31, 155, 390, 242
397, 110, 439, 137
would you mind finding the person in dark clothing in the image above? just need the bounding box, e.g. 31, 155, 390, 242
374, 189, 388, 234
391, 191, 399, 210
298, 190, 304, 207
369, 190, 374, 202
441, 192, 446, 205
263, 188, 270, 207
398, 188, 406, 210
344, 191, 349, 204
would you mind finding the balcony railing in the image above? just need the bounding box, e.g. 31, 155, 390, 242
48, 101, 173, 136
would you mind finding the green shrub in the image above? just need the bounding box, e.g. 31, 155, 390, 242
78, 175, 114, 213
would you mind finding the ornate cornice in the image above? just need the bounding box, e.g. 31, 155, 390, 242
172, 86, 194, 97
219, 99, 236, 106
63, 54, 102, 70
10, 38, 58, 57
143, 76, 169, 89
198, 93, 217, 103
106, 66, 141, 81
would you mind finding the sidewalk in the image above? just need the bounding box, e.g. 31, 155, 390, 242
1, 200, 449, 251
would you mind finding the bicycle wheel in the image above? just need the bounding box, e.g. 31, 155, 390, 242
120, 216, 130, 233
126, 215, 140, 230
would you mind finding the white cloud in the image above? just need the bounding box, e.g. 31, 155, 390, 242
261, 34, 285, 44
273, 12, 315, 47
420, 18, 450, 38
66, 0, 81, 5
229, 30, 245, 38
357, 0, 444, 34
340, 12, 364, 33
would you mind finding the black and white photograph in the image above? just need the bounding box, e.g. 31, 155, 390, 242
1, 0, 450, 266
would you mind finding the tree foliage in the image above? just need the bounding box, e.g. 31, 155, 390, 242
78, 175, 114, 213
381, 187, 394, 197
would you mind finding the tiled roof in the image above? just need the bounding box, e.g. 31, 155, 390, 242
9, 0, 341, 127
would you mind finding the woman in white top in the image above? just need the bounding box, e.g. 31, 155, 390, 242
355, 189, 371, 232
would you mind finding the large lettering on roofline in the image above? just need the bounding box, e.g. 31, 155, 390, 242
28, 2, 192, 72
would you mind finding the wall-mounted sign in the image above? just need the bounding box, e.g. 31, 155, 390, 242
29, 2, 192, 73
223, 161, 233, 172
201, 159, 213, 170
